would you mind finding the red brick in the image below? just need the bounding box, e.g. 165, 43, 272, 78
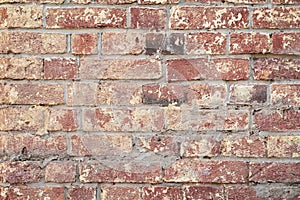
82, 107, 164, 132
185, 0, 221, 3
230, 33, 271, 54
48, 109, 78, 131
67, 82, 99, 106
272, 0, 300, 4
269, 187, 300, 200
142, 186, 183, 200
138, 0, 179, 4
45, 161, 77, 183
186, 32, 226, 55
226, 186, 268, 200
0, 32, 66, 54
0, 83, 64, 105
249, 162, 300, 183
253, 58, 300, 80
68, 187, 96, 200
46, 8, 126, 28
267, 136, 300, 158
70, 135, 132, 156
0, 162, 42, 184
253, 8, 300, 29
229, 84, 268, 104
44, 58, 77, 79
0, 0, 64, 2
167, 107, 249, 131
271, 84, 300, 106
102, 32, 145, 55
70, 0, 92, 3
167, 58, 249, 81
71, 33, 98, 55
0, 58, 43, 80
164, 159, 248, 183
102, 186, 140, 200
95, 0, 136, 3
0, 187, 65, 200
254, 109, 300, 131
221, 135, 265, 157
272, 33, 300, 55
80, 58, 162, 80
130, 7, 166, 30
184, 185, 224, 200
170, 6, 249, 30
79, 160, 162, 183
226, 0, 267, 3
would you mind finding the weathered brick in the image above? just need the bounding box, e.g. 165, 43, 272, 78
68, 187, 96, 200
221, 135, 265, 157
71, 33, 98, 55
269, 186, 300, 200
184, 185, 224, 200
253, 58, 300, 80
185, 0, 221, 3
0, 32, 66, 54
0, 0, 64, 3
230, 33, 271, 54
267, 136, 300, 158
67, 82, 99, 106
130, 7, 166, 29
272, 33, 300, 55
226, 0, 267, 3
167, 58, 249, 81
164, 159, 248, 183
80, 58, 162, 80
102, 32, 145, 55
226, 186, 268, 200
186, 32, 226, 55
170, 6, 249, 30
254, 109, 300, 131
70, 135, 132, 156
102, 186, 140, 200
138, 0, 179, 4
229, 84, 268, 105
0, 58, 43, 80
70, 0, 92, 3
45, 162, 77, 183
271, 84, 300, 106
95, 0, 136, 3
249, 162, 300, 183
142, 186, 183, 200
44, 58, 78, 79
253, 7, 300, 29
79, 160, 162, 183
272, 0, 300, 4
48, 109, 78, 131
46, 8, 126, 28
0, 162, 42, 184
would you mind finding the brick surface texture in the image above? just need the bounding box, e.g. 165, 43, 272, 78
0, 0, 299, 199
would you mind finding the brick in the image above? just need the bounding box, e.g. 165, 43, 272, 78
0, 6, 42, 28
130, 7, 166, 29
254, 109, 300, 131
166, 107, 249, 131
170, 6, 249, 30
0, 162, 42, 184
185, 0, 221, 2
253, 58, 300, 80
80, 58, 162, 80
0, 32, 66, 54
67, 82, 99, 106
102, 186, 140, 200
229, 84, 268, 105
271, 84, 300, 106
0, 58, 43, 80
46, 8, 126, 28
164, 159, 248, 183
267, 136, 300, 158
70, 0, 92, 3
138, 0, 179, 4
272, 0, 300, 4
0, 83, 64, 105
253, 7, 300, 29
0, 134, 67, 158
230, 32, 271, 54
79, 160, 162, 183
0, 0, 64, 2
180, 136, 221, 158
184, 185, 224, 200
70, 135, 132, 156
102, 32, 145, 55
45, 162, 77, 183
95, 0, 136, 3
272, 33, 300, 55
142, 186, 183, 200
221, 135, 265, 157
82, 107, 164, 132
0, 107, 45, 131
167, 58, 249, 81
269, 187, 300, 200
68, 187, 96, 200
71, 33, 98, 55
226, 0, 267, 3
226, 186, 268, 200
0, 187, 65, 200
186, 32, 226, 55
44, 58, 78, 79
249, 162, 300, 183
48, 109, 78, 131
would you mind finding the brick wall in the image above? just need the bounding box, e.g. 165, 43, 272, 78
0, 0, 300, 199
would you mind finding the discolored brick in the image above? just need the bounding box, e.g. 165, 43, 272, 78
130, 7, 166, 30
44, 58, 78, 80
102, 186, 140, 200
68, 187, 96, 200
267, 136, 300, 158
142, 186, 183, 200
229, 84, 268, 105
226, 186, 268, 200
272, 33, 300, 55
71, 33, 98, 55
271, 84, 300, 106
184, 185, 224, 200
48, 109, 78, 131
45, 161, 77, 183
